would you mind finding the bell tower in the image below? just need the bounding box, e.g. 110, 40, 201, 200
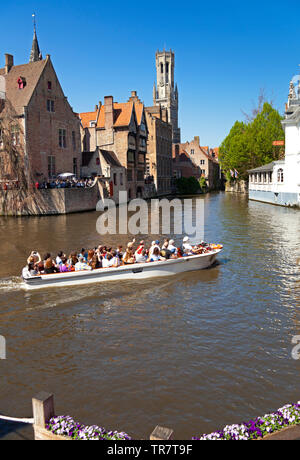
153, 49, 181, 144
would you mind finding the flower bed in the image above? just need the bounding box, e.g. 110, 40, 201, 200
192, 403, 300, 440
46, 415, 131, 440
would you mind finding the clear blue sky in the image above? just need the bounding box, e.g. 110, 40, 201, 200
1, 0, 299, 147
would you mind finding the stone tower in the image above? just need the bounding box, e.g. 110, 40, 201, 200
153, 49, 181, 144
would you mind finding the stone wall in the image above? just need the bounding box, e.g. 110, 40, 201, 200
225, 180, 248, 194
0, 183, 103, 216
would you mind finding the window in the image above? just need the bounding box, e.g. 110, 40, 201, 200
277, 168, 284, 183
160, 63, 163, 74
47, 99, 55, 113
140, 122, 146, 133
137, 170, 144, 181
48, 81, 52, 90
127, 151, 135, 164
11, 125, 20, 146
0, 128, 3, 149
127, 169, 133, 182
139, 138, 146, 148
90, 121, 96, 127
72, 131, 76, 151
200, 159, 205, 165
73, 158, 78, 176
191, 149, 195, 155
138, 153, 145, 164
96, 158, 100, 166
48, 156, 56, 178
120, 173, 123, 186
113, 173, 117, 186
59, 129, 67, 148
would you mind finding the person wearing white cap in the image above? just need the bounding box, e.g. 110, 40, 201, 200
182, 236, 193, 255
168, 239, 178, 256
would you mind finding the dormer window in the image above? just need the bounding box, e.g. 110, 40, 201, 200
17, 77, 26, 90
90, 121, 96, 127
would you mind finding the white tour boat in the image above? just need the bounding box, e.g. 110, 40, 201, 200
21, 248, 222, 290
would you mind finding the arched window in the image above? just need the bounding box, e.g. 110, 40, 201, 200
277, 168, 284, 183
160, 63, 163, 74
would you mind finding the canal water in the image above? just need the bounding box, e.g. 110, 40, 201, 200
0, 192, 299, 440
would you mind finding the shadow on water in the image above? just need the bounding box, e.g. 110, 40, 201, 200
0, 419, 33, 440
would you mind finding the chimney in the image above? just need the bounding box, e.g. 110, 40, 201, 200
194, 136, 200, 146
131, 91, 137, 98
5, 54, 14, 74
104, 96, 114, 129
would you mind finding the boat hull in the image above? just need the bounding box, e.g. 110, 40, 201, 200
21, 249, 222, 290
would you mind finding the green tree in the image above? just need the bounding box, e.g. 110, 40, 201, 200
176, 176, 201, 195
219, 102, 284, 180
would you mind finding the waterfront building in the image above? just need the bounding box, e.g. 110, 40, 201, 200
145, 105, 173, 196
153, 49, 181, 144
172, 144, 199, 179
248, 78, 300, 207
0, 30, 81, 185
172, 137, 220, 188
81, 149, 126, 204
80, 91, 148, 199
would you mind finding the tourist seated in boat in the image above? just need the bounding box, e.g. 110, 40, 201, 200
75, 256, 92, 271
148, 247, 166, 262
44, 258, 59, 274
23, 262, 40, 277
67, 251, 78, 268
56, 251, 66, 267
167, 239, 178, 256
59, 257, 70, 273
102, 252, 120, 268
122, 248, 135, 265
78, 248, 88, 262
135, 249, 148, 263
116, 245, 123, 260
149, 240, 160, 258
111, 250, 121, 267
27, 251, 41, 265
182, 237, 203, 256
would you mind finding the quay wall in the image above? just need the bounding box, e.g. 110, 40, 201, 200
225, 180, 248, 194
0, 186, 102, 216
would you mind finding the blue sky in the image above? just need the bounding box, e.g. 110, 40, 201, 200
1, 0, 299, 147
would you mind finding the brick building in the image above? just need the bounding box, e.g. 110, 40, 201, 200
81, 148, 126, 203
174, 137, 220, 189
145, 105, 173, 196
172, 144, 200, 179
0, 31, 81, 186
80, 91, 148, 199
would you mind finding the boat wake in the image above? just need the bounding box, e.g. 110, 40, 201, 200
0, 277, 23, 292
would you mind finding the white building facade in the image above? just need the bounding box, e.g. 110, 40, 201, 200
248, 78, 300, 208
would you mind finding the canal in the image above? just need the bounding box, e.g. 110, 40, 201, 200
0, 192, 299, 440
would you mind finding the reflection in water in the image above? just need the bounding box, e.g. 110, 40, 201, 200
0, 192, 300, 440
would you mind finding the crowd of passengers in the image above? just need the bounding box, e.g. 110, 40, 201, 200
35, 178, 95, 189
23, 237, 214, 277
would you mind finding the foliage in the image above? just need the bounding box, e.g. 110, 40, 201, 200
199, 176, 207, 191
176, 176, 201, 195
46, 415, 131, 440
193, 403, 300, 440
219, 102, 285, 180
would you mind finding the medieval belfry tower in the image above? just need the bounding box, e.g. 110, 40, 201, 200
153, 49, 181, 144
